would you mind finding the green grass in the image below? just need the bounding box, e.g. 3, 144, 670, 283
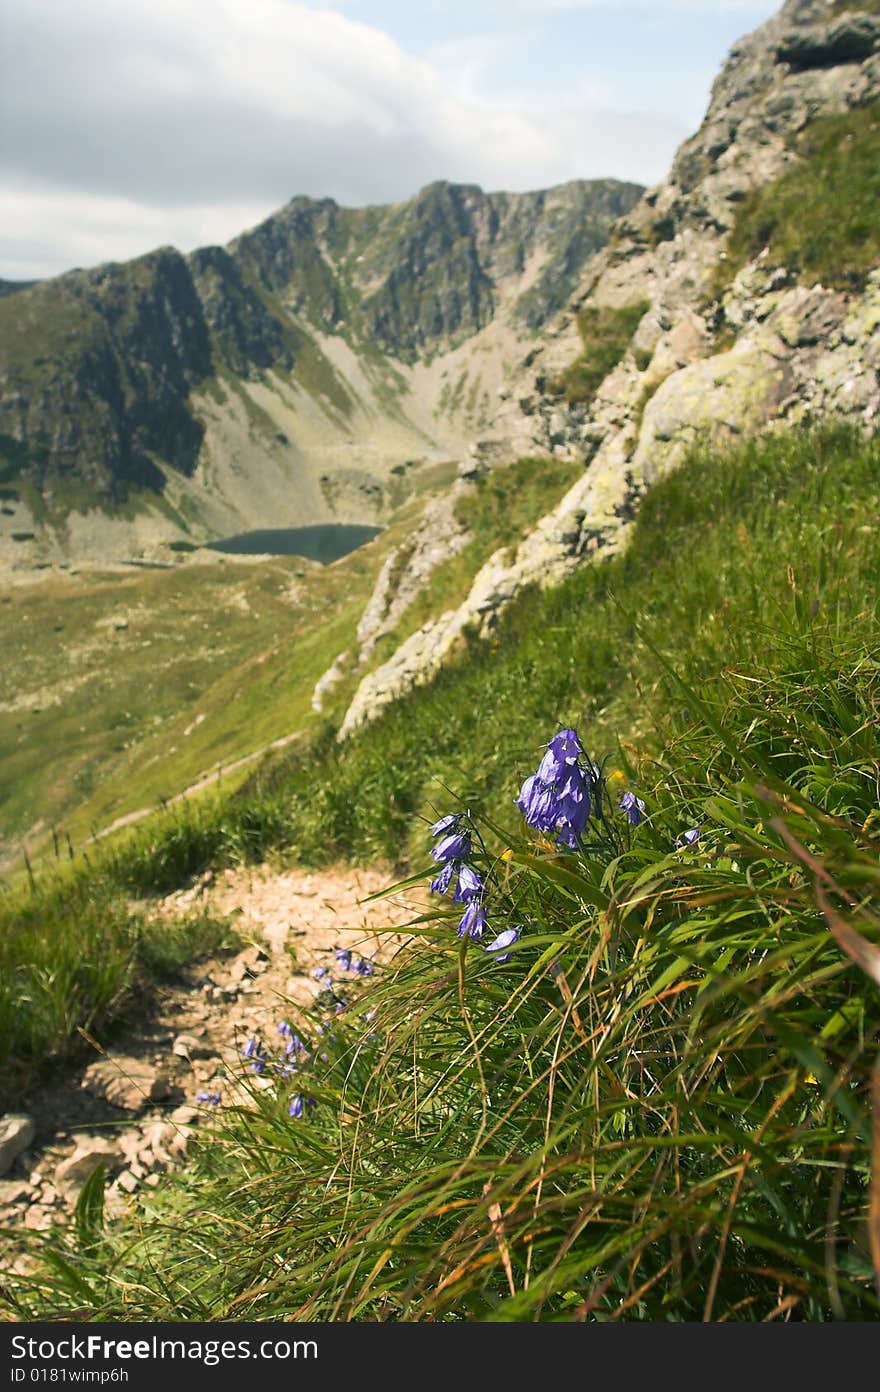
8, 424, 868, 1013
722, 104, 880, 293
0, 471, 467, 871
548, 300, 648, 407
0, 553, 373, 863
6, 424, 879, 1321
56, 426, 876, 901
135, 424, 873, 878
0, 867, 239, 1106
0, 453, 584, 1090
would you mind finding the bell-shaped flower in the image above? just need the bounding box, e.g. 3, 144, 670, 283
432, 831, 472, 863
430, 861, 456, 896
457, 899, 488, 940
452, 863, 484, 904
619, 791, 646, 826
484, 926, 522, 964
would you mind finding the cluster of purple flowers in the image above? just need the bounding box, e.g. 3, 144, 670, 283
196, 1090, 222, 1106
425, 730, 659, 964
333, 946, 375, 977
516, 728, 596, 850
238, 1021, 318, 1118
518, 728, 651, 848
429, 813, 488, 940
428, 812, 524, 959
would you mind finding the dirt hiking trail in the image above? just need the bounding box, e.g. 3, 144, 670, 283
1, 863, 419, 1269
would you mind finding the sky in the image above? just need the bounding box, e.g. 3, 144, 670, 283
0, 0, 780, 282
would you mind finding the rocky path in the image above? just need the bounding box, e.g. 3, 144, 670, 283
0, 863, 417, 1270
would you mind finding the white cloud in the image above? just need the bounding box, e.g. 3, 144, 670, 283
495, 1, 767, 9
0, 0, 698, 278
0, 187, 272, 281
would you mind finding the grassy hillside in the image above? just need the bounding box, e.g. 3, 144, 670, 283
0, 546, 389, 865
0, 457, 583, 873
97, 425, 878, 885
723, 103, 880, 292
0, 455, 583, 1088
4, 425, 879, 1320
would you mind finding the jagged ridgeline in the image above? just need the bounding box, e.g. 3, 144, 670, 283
0, 179, 640, 560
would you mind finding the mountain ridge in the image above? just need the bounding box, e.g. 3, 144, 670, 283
333, 0, 880, 735
0, 177, 641, 565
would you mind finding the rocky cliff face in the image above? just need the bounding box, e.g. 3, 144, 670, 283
0, 178, 640, 564
337, 0, 880, 737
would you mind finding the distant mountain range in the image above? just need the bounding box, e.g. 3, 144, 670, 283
0, 178, 641, 562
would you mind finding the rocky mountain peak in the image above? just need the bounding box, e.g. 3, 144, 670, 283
336, 0, 880, 736
0, 174, 640, 563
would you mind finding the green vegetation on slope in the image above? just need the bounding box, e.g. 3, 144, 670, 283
6, 424, 879, 1321
0, 454, 581, 1087
548, 300, 648, 407
0, 549, 381, 862
0, 869, 238, 1102
0, 457, 573, 871
117, 425, 873, 880
724, 103, 880, 292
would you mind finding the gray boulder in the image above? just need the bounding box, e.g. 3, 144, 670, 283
82, 1057, 173, 1112
0, 1114, 35, 1177
776, 15, 880, 71
54, 1140, 119, 1199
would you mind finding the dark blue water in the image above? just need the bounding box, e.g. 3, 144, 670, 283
206, 524, 381, 563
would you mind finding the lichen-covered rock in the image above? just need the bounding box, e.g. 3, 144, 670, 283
632, 332, 792, 482
776, 14, 880, 71
311, 650, 351, 715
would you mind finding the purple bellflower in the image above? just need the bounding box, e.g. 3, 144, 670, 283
619, 791, 646, 826
457, 899, 488, 941
432, 831, 472, 864
484, 927, 522, 964
430, 861, 456, 896
517, 728, 593, 850
242, 1036, 268, 1075
452, 863, 484, 904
